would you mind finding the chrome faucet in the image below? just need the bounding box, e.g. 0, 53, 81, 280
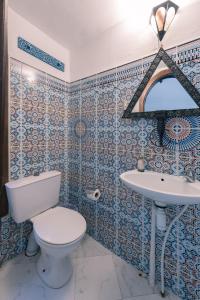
184, 170, 195, 183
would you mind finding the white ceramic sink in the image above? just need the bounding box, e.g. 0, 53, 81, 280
120, 170, 200, 205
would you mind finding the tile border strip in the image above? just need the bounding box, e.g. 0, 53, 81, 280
18, 37, 65, 72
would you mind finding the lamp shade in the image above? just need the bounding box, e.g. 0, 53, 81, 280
150, 1, 179, 41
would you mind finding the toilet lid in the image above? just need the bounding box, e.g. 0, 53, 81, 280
32, 207, 86, 245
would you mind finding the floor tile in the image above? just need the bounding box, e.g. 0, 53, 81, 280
112, 255, 157, 299
0, 235, 181, 300
74, 255, 122, 300
71, 234, 112, 259
0, 254, 75, 300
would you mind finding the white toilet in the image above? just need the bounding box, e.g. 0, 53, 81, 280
5, 171, 86, 288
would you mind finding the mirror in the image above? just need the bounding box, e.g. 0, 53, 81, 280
123, 48, 200, 119
140, 70, 198, 113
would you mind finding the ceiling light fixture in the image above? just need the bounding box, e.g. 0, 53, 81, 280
150, 0, 179, 41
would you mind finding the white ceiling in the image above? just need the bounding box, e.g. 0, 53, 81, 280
8, 0, 125, 50
8, 0, 199, 51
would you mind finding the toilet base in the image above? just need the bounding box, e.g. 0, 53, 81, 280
36, 251, 73, 289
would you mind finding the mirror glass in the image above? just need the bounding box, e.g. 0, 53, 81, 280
132, 60, 198, 113
144, 75, 198, 112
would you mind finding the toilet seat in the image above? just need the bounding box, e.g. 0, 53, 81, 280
31, 207, 86, 245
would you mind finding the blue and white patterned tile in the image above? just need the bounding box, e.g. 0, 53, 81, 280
81, 129, 96, 148
81, 146, 97, 166
21, 64, 47, 108
179, 60, 200, 91
68, 90, 81, 113
67, 113, 81, 131
97, 130, 116, 150
21, 105, 46, 127
97, 69, 117, 88
97, 82, 117, 111
21, 125, 46, 148
96, 226, 116, 253
67, 192, 80, 211
117, 235, 142, 269
47, 82, 66, 111
10, 105, 22, 148
21, 146, 46, 177
81, 164, 96, 190
47, 127, 65, 147
81, 86, 97, 112
80, 197, 96, 237
118, 213, 142, 244
48, 107, 65, 128
97, 148, 116, 171
70, 80, 82, 94
46, 74, 66, 92
97, 188, 116, 209
67, 128, 80, 145
67, 143, 81, 163
67, 178, 80, 197
97, 204, 116, 233
116, 76, 143, 111
97, 168, 117, 191
117, 150, 138, 174
97, 109, 117, 131
10, 59, 22, 104
145, 153, 177, 175
81, 113, 96, 131
9, 147, 22, 180
117, 187, 142, 218
177, 273, 198, 300
47, 145, 64, 165
81, 76, 97, 91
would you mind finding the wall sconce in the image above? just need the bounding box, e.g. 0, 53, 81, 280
150, 0, 179, 41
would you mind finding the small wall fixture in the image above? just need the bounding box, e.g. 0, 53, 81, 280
150, 0, 179, 41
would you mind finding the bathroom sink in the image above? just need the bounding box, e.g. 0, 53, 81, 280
120, 170, 200, 205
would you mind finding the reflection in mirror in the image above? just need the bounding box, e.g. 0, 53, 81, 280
144, 75, 198, 112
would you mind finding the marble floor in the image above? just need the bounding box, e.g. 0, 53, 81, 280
0, 235, 180, 300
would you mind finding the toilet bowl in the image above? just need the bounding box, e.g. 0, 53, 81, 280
31, 206, 86, 288
5, 171, 87, 289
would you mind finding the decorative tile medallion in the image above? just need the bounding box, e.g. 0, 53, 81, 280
74, 120, 87, 138
164, 117, 200, 151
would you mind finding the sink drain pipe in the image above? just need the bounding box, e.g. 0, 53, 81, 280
160, 204, 189, 297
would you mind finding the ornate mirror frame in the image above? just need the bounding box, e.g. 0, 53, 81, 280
122, 47, 200, 119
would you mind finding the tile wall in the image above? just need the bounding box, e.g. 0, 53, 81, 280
2, 39, 200, 299
0, 58, 69, 263
67, 39, 200, 300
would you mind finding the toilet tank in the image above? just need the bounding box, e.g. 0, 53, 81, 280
5, 171, 61, 223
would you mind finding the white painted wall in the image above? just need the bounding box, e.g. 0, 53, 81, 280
70, 1, 200, 81
8, 1, 200, 82
8, 8, 70, 82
